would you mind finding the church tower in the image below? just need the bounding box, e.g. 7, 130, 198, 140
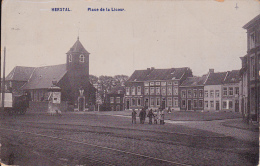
65, 37, 92, 111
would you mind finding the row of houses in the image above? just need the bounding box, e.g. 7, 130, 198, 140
106, 14, 259, 123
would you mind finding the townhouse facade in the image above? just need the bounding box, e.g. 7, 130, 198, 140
221, 70, 241, 112
240, 14, 260, 122
125, 67, 193, 111
179, 75, 207, 111
106, 85, 125, 111
204, 69, 227, 111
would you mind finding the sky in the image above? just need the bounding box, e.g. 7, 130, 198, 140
1, 0, 260, 77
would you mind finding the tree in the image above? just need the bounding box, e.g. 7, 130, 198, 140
98, 75, 115, 102
89, 75, 98, 85
113, 75, 129, 86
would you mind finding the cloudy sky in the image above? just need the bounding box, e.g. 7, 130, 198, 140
1, 0, 259, 77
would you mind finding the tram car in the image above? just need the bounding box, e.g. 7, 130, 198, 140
0, 93, 30, 115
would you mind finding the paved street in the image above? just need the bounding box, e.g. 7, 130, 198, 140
0, 111, 258, 166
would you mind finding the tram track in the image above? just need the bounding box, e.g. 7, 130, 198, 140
0, 127, 192, 166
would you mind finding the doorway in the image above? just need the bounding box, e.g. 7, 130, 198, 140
188, 100, 192, 110
78, 97, 85, 111
216, 101, 220, 111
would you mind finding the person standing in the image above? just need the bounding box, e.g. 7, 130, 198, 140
143, 107, 147, 124
159, 108, 165, 125
147, 109, 154, 124
139, 108, 144, 124
132, 109, 137, 124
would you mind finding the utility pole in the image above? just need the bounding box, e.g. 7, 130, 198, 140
1, 47, 6, 113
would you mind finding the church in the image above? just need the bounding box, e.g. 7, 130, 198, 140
5, 37, 96, 112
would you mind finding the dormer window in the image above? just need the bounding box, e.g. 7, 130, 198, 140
79, 54, 85, 62
69, 54, 72, 62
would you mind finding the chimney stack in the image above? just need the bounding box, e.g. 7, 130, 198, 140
209, 69, 214, 73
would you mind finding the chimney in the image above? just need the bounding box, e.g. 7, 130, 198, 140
151, 67, 155, 71
147, 68, 150, 71
209, 69, 214, 74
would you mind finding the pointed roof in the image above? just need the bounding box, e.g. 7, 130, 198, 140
204, 72, 227, 85
6, 66, 35, 81
223, 70, 240, 84
180, 75, 208, 87
127, 67, 191, 82
22, 64, 67, 90
66, 38, 90, 54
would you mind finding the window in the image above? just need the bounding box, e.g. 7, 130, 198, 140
235, 87, 239, 95
205, 101, 208, 108
137, 86, 141, 95
174, 98, 178, 107
150, 82, 154, 86
193, 100, 197, 108
69, 54, 72, 62
144, 82, 149, 86
188, 90, 192, 98
229, 101, 233, 109
215, 90, 219, 98
251, 56, 256, 79
150, 87, 155, 95
167, 97, 172, 106
199, 100, 203, 108
79, 54, 85, 62
156, 98, 160, 106
161, 87, 166, 96
249, 32, 255, 49
156, 82, 160, 86
167, 87, 172, 95
126, 87, 130, 95
210, 101, 214, 108
116, 97, 120, 103
223, 88, 227, 96
132, 98, 136, 106
174, 81, 178, 85
131, 87, 135, 95
223, 101, 227, 109
229, 87, 233, 96
205, 90, 208, 97
161, 82, 166, 86
167, 82, 172, 85
182, 100, 186, 108
199, 90, 203, 97
156, 87, 160, 95
145, 87, 149, 95
151, 98, 154, 106
110, 97, 114, 103
137, 98, 141, 106
210, 90, 214, 98
181, 90, 186, 98
173, 87, 178, 95
193, 90, 197, 97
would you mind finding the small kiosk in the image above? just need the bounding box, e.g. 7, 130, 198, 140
47, 84, 61, 115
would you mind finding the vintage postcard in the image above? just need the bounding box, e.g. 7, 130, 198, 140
1, 0, 259, 165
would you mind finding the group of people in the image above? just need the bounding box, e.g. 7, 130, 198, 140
132, 107, 165, 125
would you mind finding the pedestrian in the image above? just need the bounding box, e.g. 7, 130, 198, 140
147, 109, 154, 124
159, 108, 165, 125
139, 108, 144, 124
154, 110, 158, 124
132, 109, 137, 124
143, 107, 147, 124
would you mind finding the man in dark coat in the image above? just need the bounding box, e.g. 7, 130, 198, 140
147, 109, 154, 124
139, 109, 144, 124
132, 109, 137, 124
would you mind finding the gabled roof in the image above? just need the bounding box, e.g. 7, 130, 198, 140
108, 85, 125, 94
180, 75, 208, 87
223, 70, 240, 84
127, 67, 190, 82
204, 72, 227, 85
6, 66, 35, 81
243, 14, 260, 30
22, 64, 67, 90
66, 37, 90, 54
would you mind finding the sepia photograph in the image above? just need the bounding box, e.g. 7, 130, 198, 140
1, 0, 259, 165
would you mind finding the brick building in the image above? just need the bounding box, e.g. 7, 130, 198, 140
240, 14, 260, 122
125, 67, 193, 111
5, 37, 96, 112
